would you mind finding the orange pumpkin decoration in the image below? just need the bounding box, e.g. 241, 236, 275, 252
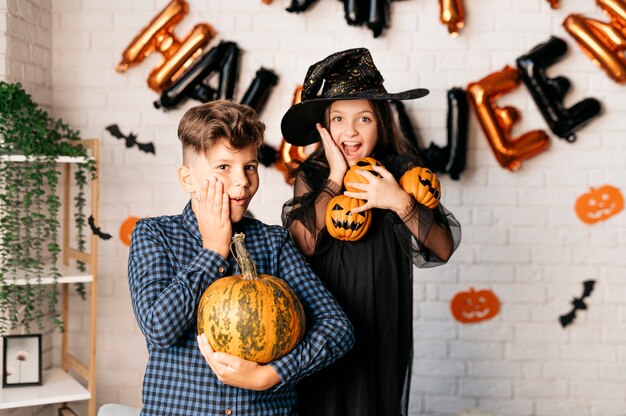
120, 216, 140, 246
343, 157, 383, 192
325, 195, 371, 241
450, 287, 500, 324
197, 233, 306, 363
575, 185, 624, 225
399, 166, 441, 209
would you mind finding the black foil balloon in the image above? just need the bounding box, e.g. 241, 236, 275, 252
240, 68, 279, 115
343, 0, 366, 26
420, 88, 469, 180
154, 41, 231, 111
286, 0, 319, 13
390, 100, 421, 152
367, 0, 389, 38
444, 87, 468, 180
216, 42, 241, 100
516, 36, 602, 143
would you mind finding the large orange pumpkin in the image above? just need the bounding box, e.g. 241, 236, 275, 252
197, 233, 306, 364
450, 287, 500, 324
574, 185, 624, 224
325, 195, 372, 241
399, 166, 441, 209
343, 157, 383, 192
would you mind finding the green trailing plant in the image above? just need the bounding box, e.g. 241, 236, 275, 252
0, 81, 96, 334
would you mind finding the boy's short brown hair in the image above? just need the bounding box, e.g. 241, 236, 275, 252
178, 100, 265, 162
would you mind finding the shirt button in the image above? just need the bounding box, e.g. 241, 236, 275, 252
225, 409, 232, 415
218, 267, 225, 274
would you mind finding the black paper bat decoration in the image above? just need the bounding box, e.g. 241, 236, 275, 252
88, 215, 112, 240
105, 124, 155, 155
559, 280, 596, 328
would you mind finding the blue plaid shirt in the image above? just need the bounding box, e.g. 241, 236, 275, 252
128, 202, 354, 416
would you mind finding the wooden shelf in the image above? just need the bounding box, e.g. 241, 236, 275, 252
0, 139, 100, 415
0, 368, 90, 409
0, 155, 90, 164
0, 264, 93, 286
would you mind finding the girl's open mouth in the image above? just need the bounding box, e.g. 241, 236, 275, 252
342, 141, 362, 157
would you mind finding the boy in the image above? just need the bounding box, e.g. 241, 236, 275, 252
128, 100, 354, 415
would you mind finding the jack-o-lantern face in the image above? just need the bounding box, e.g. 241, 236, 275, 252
325, 195, 371, 241
575, 185, 624, 224
399, 166, 441, 209
344, 157, 383, 192
450, 288, 500, 324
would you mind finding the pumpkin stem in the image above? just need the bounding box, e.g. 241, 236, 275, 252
231, 233, 258, 281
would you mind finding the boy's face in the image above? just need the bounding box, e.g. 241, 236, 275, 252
179, 138, 259, 223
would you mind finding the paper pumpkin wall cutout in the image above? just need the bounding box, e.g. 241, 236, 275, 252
563, 0, 626, 84
116, 0, 216, 92
575, 185, 624, 224
451, 288, 500, 323
559, 280, 596, 328
120, 216, 140, 247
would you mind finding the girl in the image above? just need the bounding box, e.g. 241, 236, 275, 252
280, 48, 462, 416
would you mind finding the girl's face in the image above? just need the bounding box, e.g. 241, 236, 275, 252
328, 99, 378, 166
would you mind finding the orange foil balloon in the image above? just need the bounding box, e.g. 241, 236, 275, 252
147, 23, 216, 92
120, 216, 140, 247
275, 85, 319, 184
575, 185, 624, 224
116, 0, 216, 92
547, 0, 560, 8
563, 0, 626, 84
467, 65, 550, 171
116, 0, 188, 73
438, 0, 465, 37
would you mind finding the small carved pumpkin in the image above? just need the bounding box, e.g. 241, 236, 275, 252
197, 233, 306, 364
450, 287, 500, 324
325, 195, 371, 241
399, 166, 441, 209
575, 185, 624, 224
343, 157, 383, 192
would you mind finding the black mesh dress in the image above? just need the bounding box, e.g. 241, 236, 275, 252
282, 153, 462, 416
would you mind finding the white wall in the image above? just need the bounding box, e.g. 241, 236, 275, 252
4, 0, 626, 415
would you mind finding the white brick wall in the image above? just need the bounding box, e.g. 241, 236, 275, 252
2, 0, 626, 415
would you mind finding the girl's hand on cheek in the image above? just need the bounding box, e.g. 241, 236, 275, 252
191, 177, 232, 258
317, 123, 347, 185
344, 166, 412, 214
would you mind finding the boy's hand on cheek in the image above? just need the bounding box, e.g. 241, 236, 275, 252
191, 177, 232, 258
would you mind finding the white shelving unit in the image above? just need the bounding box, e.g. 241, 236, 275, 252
0, 139, 100, 416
